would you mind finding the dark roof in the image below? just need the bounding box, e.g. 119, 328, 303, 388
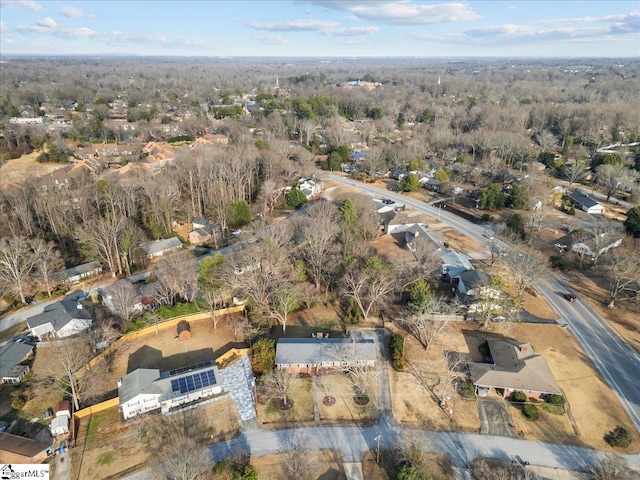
177, 321, 191, 333
140, 237, 182, 255
0, 432, 50, 458
469, 338, 562, 395
275, 338, 376, 365
192, 217, 209, 226
459, 270, 491, 289
0, 342, 34, 379
26, 300, 91, 330
568, 191, 601, 209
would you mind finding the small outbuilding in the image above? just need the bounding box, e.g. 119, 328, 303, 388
177, 320, 191, 341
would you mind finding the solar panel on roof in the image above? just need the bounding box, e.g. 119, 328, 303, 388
171, 369, 217, 395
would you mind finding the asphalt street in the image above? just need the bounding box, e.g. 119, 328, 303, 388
326, 173, 640, 433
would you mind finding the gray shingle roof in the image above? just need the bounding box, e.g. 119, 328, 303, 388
459, 270, 491, 289
275, 338, 376, 365
0, 342, 34, 379
141, 237, 182, 256
60, 261, 102, 280
469, 338, 562, 395
118, 368, 161, 405
26, 300, 91, 330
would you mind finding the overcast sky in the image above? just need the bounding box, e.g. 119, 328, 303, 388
1, 0, 638, 57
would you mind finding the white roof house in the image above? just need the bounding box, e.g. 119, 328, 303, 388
118, 361, 223, 420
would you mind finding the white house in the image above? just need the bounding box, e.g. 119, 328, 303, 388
59, 261, 102, 284
26, 300, 92, 340
568, 191, 605, 215
0, 341, 34, 385
139, 237, 183, 259
118, 361, 223, 420
440, 250, 474, 282
458, 270, 493, 297
297, 177, 323, 199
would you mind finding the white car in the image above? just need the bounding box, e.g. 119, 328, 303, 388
231, 229, 243, 236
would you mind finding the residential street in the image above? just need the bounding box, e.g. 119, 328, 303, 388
326, 174, 640, 433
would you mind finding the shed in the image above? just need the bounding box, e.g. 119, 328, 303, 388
177, 320, 191, 341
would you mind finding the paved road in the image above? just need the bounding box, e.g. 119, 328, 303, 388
326, 174, 640, 433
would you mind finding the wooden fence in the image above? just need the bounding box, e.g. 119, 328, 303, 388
74, 397, 119, 419
84, 305, 245, 371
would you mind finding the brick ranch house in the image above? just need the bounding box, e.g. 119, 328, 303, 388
275, 337, 376, 375
469, 338, 562, 399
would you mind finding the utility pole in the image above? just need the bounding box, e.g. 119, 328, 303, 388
375, 434, 381, 465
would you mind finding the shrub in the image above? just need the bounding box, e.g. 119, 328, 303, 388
604, 426, 632, 448
398, 463, 432, 480
512, 391, 527, 402
458, 381, 475, 400
251, 338, 276, 376
547, 394, 566, 406
523, 403, 539, 420
390, 333, 405, 371
549, 255, 567, 271
478, 341, 489, 357
286, 188, 308, 209
343, 297, 362, 324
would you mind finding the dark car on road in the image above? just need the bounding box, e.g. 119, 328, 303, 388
564, 293, 577, 302
381, 199, 395, 205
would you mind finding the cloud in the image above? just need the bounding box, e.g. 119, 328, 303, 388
0, 0, 42, 11
37, 17, 56, 28
60, 5, 94, 18
304, 1, 480, 25
255, 34, 288, 45
327, 26, 379, 36
249, 19, 339, 32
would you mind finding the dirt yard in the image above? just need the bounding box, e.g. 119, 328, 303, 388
0, 151, 67, 185
362, 450, 454, 480
251, 450, 346, 479
72, 399, 241, 480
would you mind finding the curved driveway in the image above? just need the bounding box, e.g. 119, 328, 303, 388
326, 174, 640, 433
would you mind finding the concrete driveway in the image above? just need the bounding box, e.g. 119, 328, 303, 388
477, 398, 516, 437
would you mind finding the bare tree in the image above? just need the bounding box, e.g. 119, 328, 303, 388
564, 159, 590, 186
260, 368, 295, 407
474, 458, 534, 480
400, 311, 454, 351
33, 240, 64, 298
395, 431, 432, 475
284, 431, 314, 480
47, 338, 92, 410
148, 409, 214, 480
0, 236, 42, 304
107, 280, 140, 326
438, 351, 465, 415
263, 280, 299, 333
589, 454, 635, 480
343, 266, 396, 320
332, 335, 380, 397
155, 251, 199, 304
506, 250, 549, 297
596, 164, 637, 201
602, 242, 640, 308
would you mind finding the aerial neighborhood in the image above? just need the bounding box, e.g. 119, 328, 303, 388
0, 53, 639, 480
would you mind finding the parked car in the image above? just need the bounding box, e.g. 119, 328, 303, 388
563, 293, 577, 302
382, 198, 395, 205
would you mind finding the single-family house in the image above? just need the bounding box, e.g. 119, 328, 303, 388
297, 177, 323, 199
469, 338, 562, 399
0, 433, 51, 463
59, 261, 102, 284
441, 250, 474, 282
457, 270, 493, 297
188, 217, 214, 244
139, 237, 183, 259
384, 211, 423, 234
27, 300, 93, 340
50, 400, 70, 437
555, 229, 623, 259
568, 191, 605, 215
424, 178, 442, 192
0, 341, 34, 385
141, 142, 175, 171
275, 337, 376, 375
118, 360, 223, 420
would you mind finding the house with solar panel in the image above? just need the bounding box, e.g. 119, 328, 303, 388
118, 361, 222, 420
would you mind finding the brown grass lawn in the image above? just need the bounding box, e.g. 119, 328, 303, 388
256, 377, 314, 428
485, 322, 640, 453
316, 373, 378, 424
388, 322, 481, 433
362, 450, 454, 480
72, 398, 240, 480
251, 450, 345, 480
0, 151, 68, 186
390, 319, 640, 452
